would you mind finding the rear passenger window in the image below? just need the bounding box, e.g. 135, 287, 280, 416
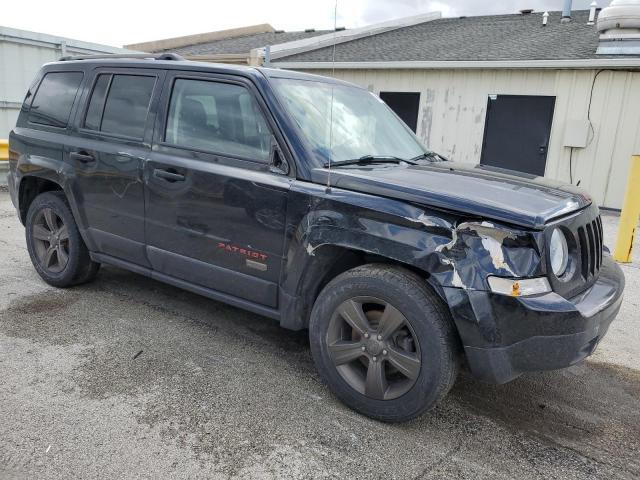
84, 74, 155, 139
84, 74, 110, 131
29, 72, 83, 128
165, 79, 271, 162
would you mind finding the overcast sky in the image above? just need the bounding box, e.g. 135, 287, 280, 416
4, 0, 601, 47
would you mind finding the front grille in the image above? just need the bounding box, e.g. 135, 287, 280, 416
577, 215, 603, 280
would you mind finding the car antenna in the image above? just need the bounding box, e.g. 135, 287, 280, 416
326, 0, 338, 194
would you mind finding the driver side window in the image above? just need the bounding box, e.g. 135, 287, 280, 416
165, 78, 271, 163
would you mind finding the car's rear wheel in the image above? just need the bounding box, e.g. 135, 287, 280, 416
309, 264, 460, 422
25, 191, 100, 287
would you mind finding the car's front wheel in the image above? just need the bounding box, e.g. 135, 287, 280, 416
309, 264, 460, 422
25, 191, 100, 288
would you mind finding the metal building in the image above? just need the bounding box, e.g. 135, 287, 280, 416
0, 26, 135, 138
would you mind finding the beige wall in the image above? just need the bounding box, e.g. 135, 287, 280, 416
299, 68, 640, 210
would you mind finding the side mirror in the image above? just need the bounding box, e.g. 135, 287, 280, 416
269, 137, 289, 175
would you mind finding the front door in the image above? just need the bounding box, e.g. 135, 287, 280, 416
480, 95, 555, 176
69, 68, 165, 266
144, 72, 290, 308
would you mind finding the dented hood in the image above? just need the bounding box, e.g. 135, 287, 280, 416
315, 162, 591, 229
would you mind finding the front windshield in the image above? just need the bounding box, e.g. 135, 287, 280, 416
272, 77, 427, 164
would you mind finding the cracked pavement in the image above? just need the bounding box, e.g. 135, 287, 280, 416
0, 192, 639, 479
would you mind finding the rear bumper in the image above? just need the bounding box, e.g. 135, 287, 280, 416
444, 255, 625, 384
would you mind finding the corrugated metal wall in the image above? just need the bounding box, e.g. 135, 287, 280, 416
0, 27, 135, 139
302, 68, 640, 210
0, 41, 64, 136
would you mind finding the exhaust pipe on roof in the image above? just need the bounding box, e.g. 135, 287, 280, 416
588, 1, 598, 25
561, 0, 573, 23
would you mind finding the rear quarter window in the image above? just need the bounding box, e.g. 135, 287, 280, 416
28, 71, 84, 128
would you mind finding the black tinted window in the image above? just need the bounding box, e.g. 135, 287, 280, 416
84, 74, 110, 131
165, 79, 271, 162
29, 72, 83, 128
85, 74, 155, 139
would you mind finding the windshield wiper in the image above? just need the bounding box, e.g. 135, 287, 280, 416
411, 151, 446, 163
325, 155, 418, 168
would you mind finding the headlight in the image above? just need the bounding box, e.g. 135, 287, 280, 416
549, 228, 569, 277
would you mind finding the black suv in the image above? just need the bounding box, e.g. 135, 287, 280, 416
8, 55, 625, 422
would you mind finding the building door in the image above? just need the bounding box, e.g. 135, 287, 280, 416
379, 92, 420, 133
480, 95, 555, 176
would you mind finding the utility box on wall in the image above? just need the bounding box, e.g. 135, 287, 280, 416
563, 119, 591, 148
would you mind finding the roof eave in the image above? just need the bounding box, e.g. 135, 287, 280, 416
271, 58, 640, 70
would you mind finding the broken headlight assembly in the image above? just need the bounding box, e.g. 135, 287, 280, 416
488, 226, 570, 297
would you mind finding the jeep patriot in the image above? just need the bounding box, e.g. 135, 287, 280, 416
8, 54, 625, 421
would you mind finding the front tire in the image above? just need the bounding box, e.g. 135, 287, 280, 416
309, 264, 460, 422
25, 191, 100, 288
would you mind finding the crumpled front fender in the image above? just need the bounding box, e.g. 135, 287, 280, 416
279, 182, 544, 329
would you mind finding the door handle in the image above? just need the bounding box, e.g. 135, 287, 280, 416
70, 151, 95, 163
153, 168, 185, 182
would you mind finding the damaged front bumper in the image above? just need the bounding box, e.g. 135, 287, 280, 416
444, 254, 625, 384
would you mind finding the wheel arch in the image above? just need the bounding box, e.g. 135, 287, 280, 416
18, 175, 64, 225
278, 238, 447, 332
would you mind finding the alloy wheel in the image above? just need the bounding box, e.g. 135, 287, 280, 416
31, 207, 70, 273
326, 296, 421, 400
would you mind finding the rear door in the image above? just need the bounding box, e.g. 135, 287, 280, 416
144, 71, 291, 308
68, 67, 165, 265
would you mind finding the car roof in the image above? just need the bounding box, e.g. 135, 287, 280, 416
44, 57, 362, 89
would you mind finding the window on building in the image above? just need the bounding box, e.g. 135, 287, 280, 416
29, 72, 83, 128
165, 79, 271, 162
84, 74, 156, 139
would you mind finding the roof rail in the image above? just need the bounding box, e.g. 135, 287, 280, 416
59, 52, 186, 62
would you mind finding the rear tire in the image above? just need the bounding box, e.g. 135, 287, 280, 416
25, 191, 100, 288
309, 264, 460, 422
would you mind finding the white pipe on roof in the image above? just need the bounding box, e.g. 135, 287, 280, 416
255, 11, 442, 62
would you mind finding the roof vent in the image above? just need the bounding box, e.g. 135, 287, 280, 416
588, 1, 598, 25
597, 0, 640, 54
520, 9, 534, 15
543, 11, 550, 26
304, 28, 316, 33
274, 29, 285, 33
335, 26, 346, 31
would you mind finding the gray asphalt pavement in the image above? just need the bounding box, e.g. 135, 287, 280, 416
1, 191, 639, 479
